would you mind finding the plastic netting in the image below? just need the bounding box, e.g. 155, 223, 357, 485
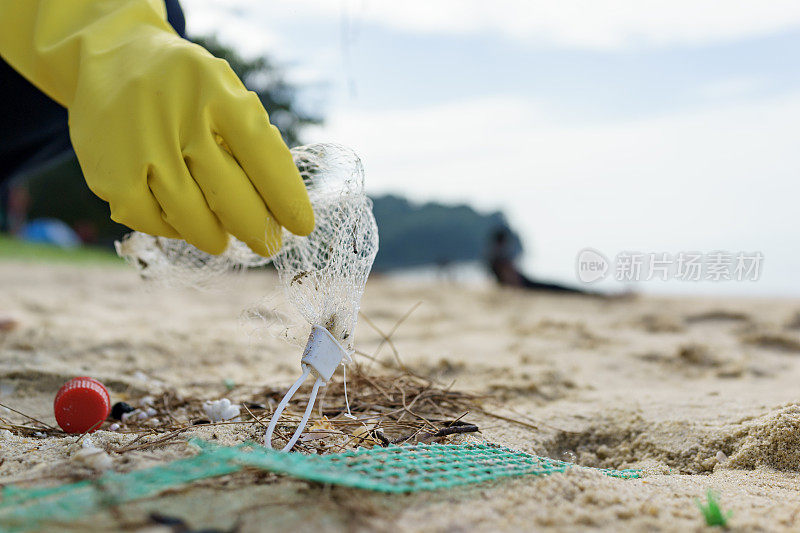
215, 441, 641, 492
271, 144, 377, 352
114, 230, 271, 288
115, 143, 378, 352
0, 441, 640, 531
0, 450, 241, 532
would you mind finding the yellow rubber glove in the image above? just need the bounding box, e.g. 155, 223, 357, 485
0, 0, 314, 256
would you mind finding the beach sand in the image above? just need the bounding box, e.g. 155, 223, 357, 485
2, 261, 800, 531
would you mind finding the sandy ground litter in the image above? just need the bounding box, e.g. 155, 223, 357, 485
2, 261, 800, 531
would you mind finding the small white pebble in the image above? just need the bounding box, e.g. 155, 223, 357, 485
140, 396, 155, 406
109, 423, 120, 431
136, 410, 150, 420
145, 407, 157, 417
72, 436, 113, 470
73, 447, 113, 470
716, 451, 728, 463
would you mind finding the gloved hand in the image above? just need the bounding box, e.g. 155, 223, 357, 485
0, 0, 314, 256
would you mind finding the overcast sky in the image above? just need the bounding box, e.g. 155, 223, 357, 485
181, 1, 800, 295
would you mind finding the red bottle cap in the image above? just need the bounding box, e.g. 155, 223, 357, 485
54, 377, 111, 433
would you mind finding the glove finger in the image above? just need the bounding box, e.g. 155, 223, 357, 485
106, 181, 181, 239
212, 93, 314, 236
185, 135, 283, 257
147, 158, 229, 255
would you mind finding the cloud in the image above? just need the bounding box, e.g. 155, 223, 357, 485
311, 92, 798, 202
183, 0, 800, 51
697, 77, 765, 100
177, 1, 800, 293
308, 92, 800, 292
180, 0, 280, 56
327, 0, 800, 49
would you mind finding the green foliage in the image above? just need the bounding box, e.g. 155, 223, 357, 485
371, 194, 522, 271
696, 490, 732, 527
0, 235, 121, 264
191, 35, 322, 148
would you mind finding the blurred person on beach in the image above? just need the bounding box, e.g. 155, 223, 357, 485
0, 0, 313, 257
488, 227, 598, 295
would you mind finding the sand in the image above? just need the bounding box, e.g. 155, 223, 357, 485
2, 261, 800, 531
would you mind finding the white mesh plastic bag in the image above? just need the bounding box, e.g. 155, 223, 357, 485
273, 144, 377, 353
115, 143, 379, 450
114, 231, 271, 288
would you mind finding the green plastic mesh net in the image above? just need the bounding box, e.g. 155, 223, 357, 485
0, 440, 639, 531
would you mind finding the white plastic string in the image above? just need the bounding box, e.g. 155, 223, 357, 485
342, 364, 355, 419
263, 324, 349, 448
264, 365, 324, 451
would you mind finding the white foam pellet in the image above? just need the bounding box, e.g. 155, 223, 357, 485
203, 398, 241, 423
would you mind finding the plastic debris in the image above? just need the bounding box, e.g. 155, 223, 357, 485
110, 402, 134, 420
202, 399, 241, 423
114, 144, 379, 452
264, 145, 378, 450
53, 377, 111, 433
0, 440, 640, 531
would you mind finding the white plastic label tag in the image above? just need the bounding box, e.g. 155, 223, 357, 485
301, 325, 347, 382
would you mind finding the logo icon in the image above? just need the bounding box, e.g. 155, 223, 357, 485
576, 248, 609, 283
